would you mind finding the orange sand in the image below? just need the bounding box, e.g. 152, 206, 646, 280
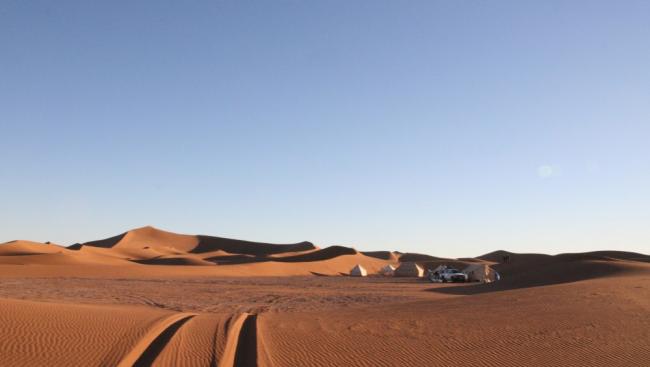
0, 227, 648, 366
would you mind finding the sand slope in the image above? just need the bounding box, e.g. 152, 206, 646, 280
0, 240, 67, 256
261, 265, 650, 367
2, 227, 397, 276
0, 240, 133, 266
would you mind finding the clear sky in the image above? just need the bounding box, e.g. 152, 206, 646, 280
1, 1, 649, 257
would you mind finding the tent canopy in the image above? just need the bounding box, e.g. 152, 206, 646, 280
462, 263, 497, 282
350, 264, 368, 277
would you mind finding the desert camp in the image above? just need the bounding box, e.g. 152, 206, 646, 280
1, 228, 648, 367
4, 1, 650, 366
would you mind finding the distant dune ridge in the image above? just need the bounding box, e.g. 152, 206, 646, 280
1, 226, 649, 280
0, 240, 67, 256
0, 226, 393, 276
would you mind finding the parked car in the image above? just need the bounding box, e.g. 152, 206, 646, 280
439, 268, 468, 282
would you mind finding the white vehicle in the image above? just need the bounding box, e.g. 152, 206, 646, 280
439, 268, 468, 283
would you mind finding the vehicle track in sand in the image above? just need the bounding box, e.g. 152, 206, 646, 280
115, 312, 262, 367
115, 313, 196, 367
219, 313, 259, 367
233, 314, 258, 367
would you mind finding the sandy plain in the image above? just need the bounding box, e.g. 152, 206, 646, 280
0, 226, 648, 366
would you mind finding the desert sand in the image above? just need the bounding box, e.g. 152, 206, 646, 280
0, 226, 648, 366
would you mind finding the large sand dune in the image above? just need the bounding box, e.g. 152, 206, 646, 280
2, 227, 393, 276
1, 227, 649, 366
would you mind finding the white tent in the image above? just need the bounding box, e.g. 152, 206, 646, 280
462, 263, 497, 283
378, 264, 396, 276
350, 264, 368, 277
394, 262, 424, 277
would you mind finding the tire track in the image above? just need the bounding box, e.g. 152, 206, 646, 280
218, 313, 259, 367
116, 313, 196, 367
233, 314, 257, 367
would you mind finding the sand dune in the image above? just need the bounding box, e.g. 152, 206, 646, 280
192, 235, 316, 256
255, 245, 358, 263
0, 240, 132, 266
470, 250, 650, 292
558, 250, 650, 263
361, 250, 400, 261
0, 252, 129, 266
0, 240, 67, 256
204, 252, 391, 276
72, 226, 320, 264
398, 252, 447, 262
78, 226, 199, 260
2, 228, 649, 366
133, 255, 216, 266
3, 227, 395, 276
3, 228, 648, 282
204, 246, 361, 265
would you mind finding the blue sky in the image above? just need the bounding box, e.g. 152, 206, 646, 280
1, 1, 649, 257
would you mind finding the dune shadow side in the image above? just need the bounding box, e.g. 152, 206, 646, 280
362, 251, 395, 260
0, 252, 60, 257
192, 236, 315, 256
399, 252, 447, 262
427, 259, 636, 296
272, 246, 356, 263
79, 232, 127, 249
205, 246, 357, 265
130, 257, 212, 266
205, 255, 271, 265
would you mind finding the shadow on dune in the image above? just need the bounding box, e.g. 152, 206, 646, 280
457, 257, 483, 263
310, 271, 332, 276
206, 246, 358, 265
428, 255, 647, 296
76, 233, 127, 249
273, 246, 357, 262
191, 236, 315, 256
558, 251, 650, 263
362, 251, 396, 260
0, 252, 55, 257
205, 254, 268, 265
131, 257, 212, 266
399, 253, 447, 262
67, 243, 83, 250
